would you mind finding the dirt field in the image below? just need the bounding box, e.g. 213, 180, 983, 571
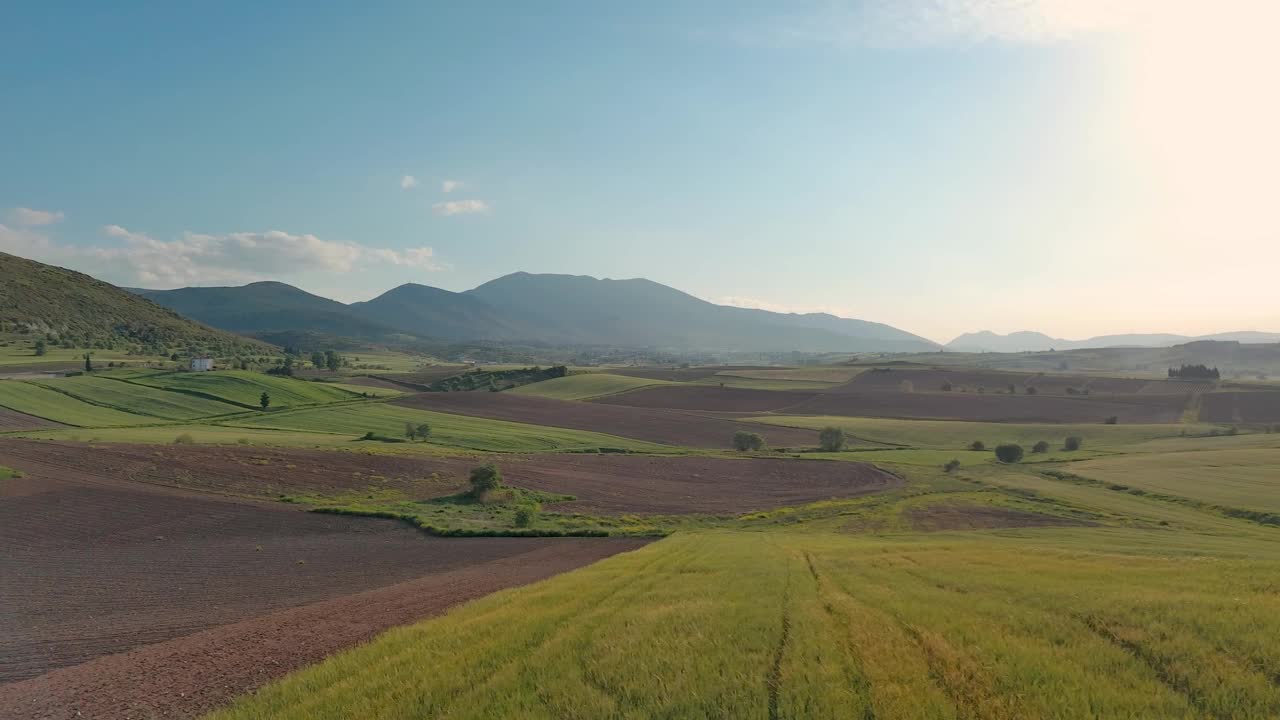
391, 392, 821, 448
499, 454, 901, 514
0, 452, 647, 717
0, 407, 63, 431
786, 391, 1188, 424
903, 503, 1094, 531
835, 368, 1150, 395
603, 365, 769, 381
591, 385, 814, 413
1201, 391, 1280, 424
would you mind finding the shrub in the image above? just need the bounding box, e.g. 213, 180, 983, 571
940, 382, 952, 391
995, 444, 1024, 463
943, 459, 961, 473
469, 464, 503, 499
732, 431, 765, 452
514, 505, 537, 528
1032, 440, 1050, 453
1026, 386, 1038, 395
237, 438, 251, 445
1063, 436, 1083, 451
818, 426, 847, 452
416, 423, 432, 440
969, 440, 986, 451
173, 433, 195, 445
1104, 416, 1118, 425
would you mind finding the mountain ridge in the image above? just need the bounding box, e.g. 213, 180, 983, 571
947, 329, 1280, 353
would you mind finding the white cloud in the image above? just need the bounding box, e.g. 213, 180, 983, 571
733, 0, 1158, 49
441, 179, 464, 193
6, 207, 65, 226
400, 175, 418, 190
432, 199, 489, 216
0, 223, 443, 288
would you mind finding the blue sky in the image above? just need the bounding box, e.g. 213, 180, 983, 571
3, 1, 1277, 343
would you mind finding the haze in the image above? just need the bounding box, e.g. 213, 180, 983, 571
2, 0, 1277, 343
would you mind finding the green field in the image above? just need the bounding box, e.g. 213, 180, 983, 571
12, 424, 382, 449
510, 373, 674, 400
130, 370, 358, 408
323, 382, 403, 398
0, 465, 19, 479
1072, 447, 1280, 514
748, 415, 1219, 454
33, 375, 242, 420
0, 380, 158, 426
226, 402, 670, 453
210, 525, 1280, 720
0, 337, 145, 368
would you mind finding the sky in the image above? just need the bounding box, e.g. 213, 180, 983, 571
2, 0, 1277, 344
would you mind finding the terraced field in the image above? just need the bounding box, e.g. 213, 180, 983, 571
33, 376, 240, 420
130, 371, 358, 409
227, 402, 669, 453
510, 373, 673, 400
0, 381, 156, 426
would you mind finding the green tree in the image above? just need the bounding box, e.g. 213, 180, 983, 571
943, 459, 961, 473
83, 352, 93, 372
259, 392, 271, 410
311, 351, 326, 369
1063, 436, 1083, 451
416, 423, 431, 441
33, 339, 47, 356
325, 350, 342, 372
1032, 440, 1050, 453
818, 426, 847, 452
514, 504, 537, 528
1104, 416, 1118, 425
732, 431, 765, 452
995, 444, 1024, 463
469, 464, 502, 500
969, 440, 986, 451
404, 422, 418, 441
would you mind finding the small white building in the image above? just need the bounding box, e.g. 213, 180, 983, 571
190, 357, 214, 372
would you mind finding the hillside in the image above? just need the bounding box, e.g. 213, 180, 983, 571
137, 271, 940, 353
948, 329, 1280, 353
135, 283, 397, 340
0, 252, 269, 355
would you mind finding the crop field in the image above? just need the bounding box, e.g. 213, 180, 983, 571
510, 372, 673, 400
836, 367, 1152, 395
33, 375, 241, 420
1071, 445, 1280, 514
11, 424, 369, 448
715, 367, 866, 383
0, 380, 157, 426
228, 402, 670, 453
391, 392, 822, 448
594, 384, 814, 412
0, 338, 141, 368
0, 407, 62, 431
129, 370, 358, 408
693, 376, 841, 391
1200, 390, 1280, 424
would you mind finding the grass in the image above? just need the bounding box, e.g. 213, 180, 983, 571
129, 370, 359, 408
208, 525, 1280, 720
10, 424, 378, 449
0, 337, 148, 368
0, 380, 158, 426
1071, 447, 1280, 514
510, 373, 675, 400
0, 465, 20, 479
32, 375, 242, 419
225, 402, 672, 453
322, 382, 403, 398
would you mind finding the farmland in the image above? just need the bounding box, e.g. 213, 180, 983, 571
4, 359, 1280, 720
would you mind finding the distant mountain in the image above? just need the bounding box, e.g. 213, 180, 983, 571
0, 251, 268, 354
135, 271, 938, 353
946, 329, 1280, 353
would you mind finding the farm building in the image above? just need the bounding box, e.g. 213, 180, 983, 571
190, 357, 214, 372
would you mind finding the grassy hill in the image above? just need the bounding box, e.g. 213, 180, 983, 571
0, 251, 269, 356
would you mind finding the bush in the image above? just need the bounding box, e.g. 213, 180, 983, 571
940, 382, 952, 391
1104, 416, 1118, 425
943, 459, 961, 473
1032, 440, 1050, 453
1026, 386, 1038, 395
969, 440, 986, 451
514, 505, 537, 528
1063, 436, 1083, 451
818, 426, 847, 452
173, 433, 195, 445
469, 464, 503, 499
732, 431, 765, 452
995, 444, 1024, 463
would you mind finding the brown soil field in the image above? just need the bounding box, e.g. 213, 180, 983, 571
603, 365, 770, 381
336, 375, 409, 391
592, 385, 815, 413
0, 451, 647, 717
0, 407, 63, 431
786, 392, 1188, 424
903, 503, 1094, 531
391, 391, 821, 448
835, 368, 1150, 395
1201, 391, 1280, 424
499, 454, 901, 515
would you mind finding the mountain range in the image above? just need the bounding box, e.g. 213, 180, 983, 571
945, 330, 1280, 353
134, 272, 941, 353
